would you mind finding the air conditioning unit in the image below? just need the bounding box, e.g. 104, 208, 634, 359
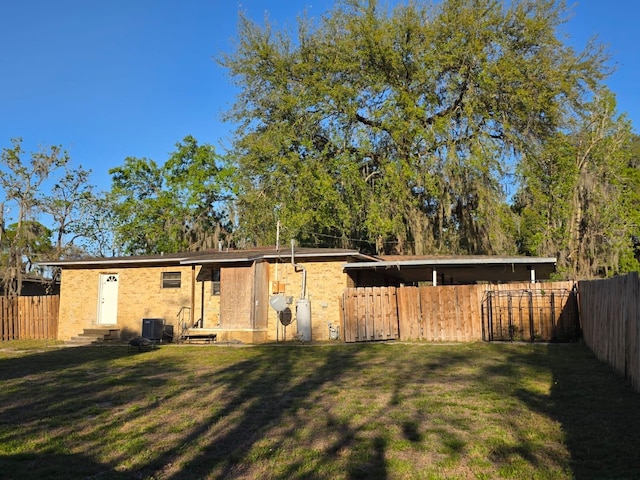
142, 318, 165, 342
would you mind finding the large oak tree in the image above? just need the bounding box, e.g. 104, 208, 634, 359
221, 0, 608, 255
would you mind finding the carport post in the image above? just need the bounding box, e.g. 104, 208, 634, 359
432, 268, 437, 286
530, 268, 536, 284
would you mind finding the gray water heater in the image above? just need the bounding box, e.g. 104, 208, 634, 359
296, 299, 311, 342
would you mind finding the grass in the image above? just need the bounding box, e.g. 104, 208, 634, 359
1, 341, 640, 479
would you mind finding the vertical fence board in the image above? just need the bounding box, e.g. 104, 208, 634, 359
432, 287, 443, 341
357, 288, 367, 341
341, 291, 353, 343
631, 274, 640, 391
348, 289, 357, 343
367, 288, 375, 341
398, 287, 420, 341
421, 287, 436, 341
428, 287, 439, 341
450, 288, 459, 340
389, 288, 399, 339
440, 288, 450, 341
460, 286, 474, 342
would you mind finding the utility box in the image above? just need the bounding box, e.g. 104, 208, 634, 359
142, 318, 165, 342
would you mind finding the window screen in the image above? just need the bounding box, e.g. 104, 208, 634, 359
211, 268, 221, 296
162, 271, 181, 288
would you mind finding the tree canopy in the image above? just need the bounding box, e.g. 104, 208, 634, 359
108, 136, 231, 255
3, 0, 639, 282
0, 139, 77, 295
514, 89, 637, 277
221, 0, 611, 259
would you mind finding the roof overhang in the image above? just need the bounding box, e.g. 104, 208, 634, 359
181, 251, 375, 265
37, 248, 375, 268
344, 256, 557, 284
37, 257, 187, 267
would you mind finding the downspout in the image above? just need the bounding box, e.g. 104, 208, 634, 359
291, 239, 306, 299
190, 265, 196, 327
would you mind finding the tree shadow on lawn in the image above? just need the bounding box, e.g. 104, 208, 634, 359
153, 344, 495, 479
0, 344, 486, 479
506, 343, 640, 479
0, 345, 396, 479
3, 342, 636, 479
0, 452, 132, 480
0, 345, 189, 479
143, 345, 392, 479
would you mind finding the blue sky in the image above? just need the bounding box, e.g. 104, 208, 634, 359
1, 0, 638, 199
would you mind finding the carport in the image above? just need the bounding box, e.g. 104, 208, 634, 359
340, 255, 575, 344
344, 255, 557, 286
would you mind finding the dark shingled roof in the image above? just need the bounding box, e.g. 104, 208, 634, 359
37, 247, 373, 267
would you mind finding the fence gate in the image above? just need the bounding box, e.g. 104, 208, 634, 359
482, 288, 579, 342
342, 287, 400, 342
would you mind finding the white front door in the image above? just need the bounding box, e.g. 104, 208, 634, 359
98, 273, 119, 325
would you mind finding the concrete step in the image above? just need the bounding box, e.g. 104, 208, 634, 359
81, 328, 119, 338
66, 328, 120, 346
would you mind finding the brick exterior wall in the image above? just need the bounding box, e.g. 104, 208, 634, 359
266, 259, 349, 342
58, 265, 201, 341
57, 257, 351, 343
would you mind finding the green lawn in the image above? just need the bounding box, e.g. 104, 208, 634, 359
1, 340, 639, 479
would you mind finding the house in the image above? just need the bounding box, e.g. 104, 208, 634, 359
39, 246, 374, 343
39, 247, 557, 344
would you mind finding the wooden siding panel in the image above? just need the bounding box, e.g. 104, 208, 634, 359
220, 266, 253, 328
253, 262, 269, 329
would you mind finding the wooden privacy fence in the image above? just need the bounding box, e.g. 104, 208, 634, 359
0, 295, 59, 341
578, 272, 640, 392
342, 282, 578, 343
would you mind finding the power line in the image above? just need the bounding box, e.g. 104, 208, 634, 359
307, 231, 416, 247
